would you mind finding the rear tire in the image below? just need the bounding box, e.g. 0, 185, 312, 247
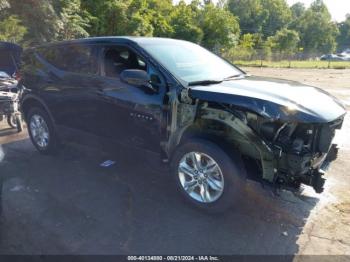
27, 107, 59, 155
170, 138, 246, 213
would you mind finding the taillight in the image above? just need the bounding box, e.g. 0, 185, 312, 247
13, 71, 21, 81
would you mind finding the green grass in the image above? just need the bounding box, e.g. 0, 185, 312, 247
234, 60, 350, 69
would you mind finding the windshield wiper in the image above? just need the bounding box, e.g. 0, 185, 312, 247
188, 80, 223, 86
223, 74, 243, 81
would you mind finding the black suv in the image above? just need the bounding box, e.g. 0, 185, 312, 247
20, 37, 346, 212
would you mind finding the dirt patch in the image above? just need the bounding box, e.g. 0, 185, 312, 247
335, 203, 350, 214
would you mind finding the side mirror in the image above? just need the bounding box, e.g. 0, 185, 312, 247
120, 69, 158, 93
120, 69, 150, 85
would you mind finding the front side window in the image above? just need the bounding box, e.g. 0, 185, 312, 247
103, 46, 147, 78
102, 46, 164, 90
140, 40, 243, 83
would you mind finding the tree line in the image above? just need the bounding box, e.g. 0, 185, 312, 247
0, 0, 349, 60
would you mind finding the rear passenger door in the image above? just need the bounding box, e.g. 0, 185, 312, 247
37, 44, 102, 138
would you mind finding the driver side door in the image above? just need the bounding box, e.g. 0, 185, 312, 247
95, 44, 167, 153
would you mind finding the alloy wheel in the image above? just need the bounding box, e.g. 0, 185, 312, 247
178, 152, 224, 203
29, 114, 50, 149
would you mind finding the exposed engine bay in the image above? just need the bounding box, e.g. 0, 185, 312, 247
243, 109, 344, 193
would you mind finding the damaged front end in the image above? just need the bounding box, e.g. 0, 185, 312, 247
244, 111, 344, 193
177, 83, 347, 193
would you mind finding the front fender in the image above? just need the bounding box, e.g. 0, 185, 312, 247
199, 106, 276, 181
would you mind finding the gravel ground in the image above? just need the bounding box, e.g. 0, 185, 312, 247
0, 68, 349, 257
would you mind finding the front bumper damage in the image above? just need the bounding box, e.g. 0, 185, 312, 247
196, 104, 345, 193
272, 118, 344, 193
276, 144, 339, 193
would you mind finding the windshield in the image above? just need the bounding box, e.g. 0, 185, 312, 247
140, 40, 243, 84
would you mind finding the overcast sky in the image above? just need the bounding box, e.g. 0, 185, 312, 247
173, 0, 350, 22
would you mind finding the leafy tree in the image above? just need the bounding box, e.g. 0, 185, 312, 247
0, 0, 344, 60
309, 0, 331, 19
230, 33, 256, 60
290, 2, 306, 19
170, 0, 203, 43
0, 15, 27, 43
55, 0, 91, 40
8, 0, 61, 43
240, 33, 255, 49
260, 0, 292, 36
81, 0, 172, 37
227, 0, 267, 34
81, 0, 131, 36
146, 0, 173, 37
337, 15, 350, 51
269, 28, 300, 57
200, 2, 240, 50
292, 0, 339, 54
251, 33, 265, 49
228, 0, 291, 36
126, 0, 154, 36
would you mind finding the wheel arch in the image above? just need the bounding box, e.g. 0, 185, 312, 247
171, 106, 276, 182
179, 119, 235, 149
21, 95, 55, 124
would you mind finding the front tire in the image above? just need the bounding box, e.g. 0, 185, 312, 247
171, 138, 246, 213
27, 107, 59, 154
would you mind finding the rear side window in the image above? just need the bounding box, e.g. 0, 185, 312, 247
39, 44, 97, 75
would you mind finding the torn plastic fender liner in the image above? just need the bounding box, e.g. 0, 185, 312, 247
200, 106, 276, 182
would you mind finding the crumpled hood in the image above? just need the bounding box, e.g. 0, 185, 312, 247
189, 75, 346, 123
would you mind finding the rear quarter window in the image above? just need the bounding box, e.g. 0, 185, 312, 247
39, 44, 98, 75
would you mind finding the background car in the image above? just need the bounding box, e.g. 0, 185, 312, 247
320, 54, 347, 61
338, 53, 350, 61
